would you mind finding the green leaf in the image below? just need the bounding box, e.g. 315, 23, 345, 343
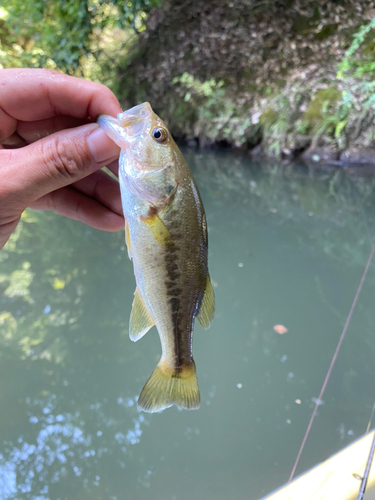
334, 119, 347, 139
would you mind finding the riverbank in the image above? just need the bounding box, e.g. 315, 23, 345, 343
117, 0, 375, 166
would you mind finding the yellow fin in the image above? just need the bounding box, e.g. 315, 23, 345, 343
137, 361, 200, 413
129, 288, 154, 342
197, 273, 215, 329
125, 219, 132, 259
142, 212, 173, 248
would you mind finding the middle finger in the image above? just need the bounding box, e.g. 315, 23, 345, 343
70, 168, 123, 216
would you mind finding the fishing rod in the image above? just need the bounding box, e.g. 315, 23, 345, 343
357, 432, 375, 500
349, 176, 375, 500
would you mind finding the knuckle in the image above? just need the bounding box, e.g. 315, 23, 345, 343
41, 135, 91, 179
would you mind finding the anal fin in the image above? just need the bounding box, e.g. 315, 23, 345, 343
129, 288, 154, 342
197, 273, 215, 329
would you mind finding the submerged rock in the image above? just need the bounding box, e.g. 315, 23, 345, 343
340, 147, 375, 165
301, 147, 339, 164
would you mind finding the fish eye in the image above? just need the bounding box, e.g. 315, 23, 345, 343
152, 127, 168, 143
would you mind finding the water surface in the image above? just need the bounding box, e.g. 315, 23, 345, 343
1, 149, 375, 500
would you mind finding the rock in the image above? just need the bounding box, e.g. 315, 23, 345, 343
340, 147, 375, 165
301, 147, 339, 163
198, 136, 213, 149
251, 112, 261, 124
249, 144, 263, 157
186, 138, 199, 148
282, 147, 293, 157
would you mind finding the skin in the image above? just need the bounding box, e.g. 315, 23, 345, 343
0, 68, 124, 251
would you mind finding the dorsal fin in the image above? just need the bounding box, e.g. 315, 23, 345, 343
129, 288, 154, 341
197, 273, 215, 329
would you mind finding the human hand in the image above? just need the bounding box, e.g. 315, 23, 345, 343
0, 68, 124, 250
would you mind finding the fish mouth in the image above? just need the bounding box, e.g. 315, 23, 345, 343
117, 102, 153, 136
97, 102, 154, 149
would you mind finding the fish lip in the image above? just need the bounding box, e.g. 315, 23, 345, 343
97, 114, 130, 149
97, 114, 118, 126
117, 102, 153, 127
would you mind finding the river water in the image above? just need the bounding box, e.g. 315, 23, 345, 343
1, 148, 375, 500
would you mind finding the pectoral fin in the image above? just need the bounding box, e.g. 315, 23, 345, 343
142, 212, 173, 248
197, 273, 215, 329
129, 288, 154, 341
125, 220, 132, 260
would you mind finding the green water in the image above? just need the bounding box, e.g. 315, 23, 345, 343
1, 149, 375, 500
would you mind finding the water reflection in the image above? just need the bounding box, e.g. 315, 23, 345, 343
0, 393, 147, 499
1, 150, 375, 499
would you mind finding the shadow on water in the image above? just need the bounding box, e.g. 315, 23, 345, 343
1, 148, 375, 499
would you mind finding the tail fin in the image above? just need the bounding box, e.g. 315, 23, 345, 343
137, 361, 200, 413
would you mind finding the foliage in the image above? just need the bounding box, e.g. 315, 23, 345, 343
259, 102, 290, 157
336, 17, 375, 115
172, 73, 226, 137
0, 0, 161, 80
3, 0, 375, 158
337, 17, 375, 80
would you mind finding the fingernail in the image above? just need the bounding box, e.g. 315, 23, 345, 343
87, 126, 120, 163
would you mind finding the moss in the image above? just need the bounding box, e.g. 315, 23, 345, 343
315, 23, 339, 41
361, 39, 375, 57
259, 106, 279, 127
291, 5, 320, 33
304, 87, 342, 127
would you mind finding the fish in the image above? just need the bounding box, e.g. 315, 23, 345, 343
97, 102, 215, 413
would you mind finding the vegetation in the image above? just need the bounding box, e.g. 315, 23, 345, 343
116, 0, 375, 162
0, 0, 161, 89
2, 0, 375, 159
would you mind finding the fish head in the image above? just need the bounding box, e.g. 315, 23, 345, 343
97, 102, 176, 175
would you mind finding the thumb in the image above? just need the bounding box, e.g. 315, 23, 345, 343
2, 123, 120, 209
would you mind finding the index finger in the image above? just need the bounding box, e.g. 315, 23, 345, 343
0, 68, 122, 140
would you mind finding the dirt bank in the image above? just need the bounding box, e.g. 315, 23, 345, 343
118, 0, 375, 165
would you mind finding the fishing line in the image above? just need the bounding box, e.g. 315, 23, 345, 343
288, 240, 375, 484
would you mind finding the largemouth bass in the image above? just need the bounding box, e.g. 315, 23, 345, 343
97, 103, 214, 413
